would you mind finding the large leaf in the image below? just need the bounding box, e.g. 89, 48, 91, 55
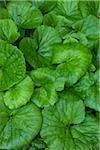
33, 25, 61, 61
74, 70, 100, 111
0, 93, 42, 149
52, 43, 92, 86
7, 1, 43, 29
85, 85, 100, 111
19, 37, 50, 69
71, 115, 99, 150
0, 40, 26, 91
73, 15, 100, 40
54, 0, 81, 21
30, 68, 65, 107
31, 0, 57, 13
79, 0, 100, 18
4, 76, 34, 109
63, 32, 89, 48
19, 26, 61, 68
40, 90, 98, 150
30, 68, 65, 90
43, 13, 73, 39
30, 68, 55, 85
73, 72, 95, 96
0, 19, 20, 43
32, 84, 58, 108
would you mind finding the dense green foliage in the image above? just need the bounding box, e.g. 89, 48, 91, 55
0, 0, 99, 149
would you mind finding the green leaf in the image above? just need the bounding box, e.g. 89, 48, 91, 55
63, 33, 79, 44
30, 68, 55, 85
73, 72, 95, 97
21, 8, 43, 29
52, 43, 92, 86
19, 37, 50, 69
54, 77, 65, 91
40, 90, 98, 150
0, 93, 42, 149
7, 1, 43, 29
30, 68, 65, 91
79, 1, 100, 18
44, 84, 58, 106
63, 32, 89, 47
74, 70, 100, 111
58, 90, 85, 124
7, 1, 31, 26
30, 67, 65, 107
32, 87, 49, 108
0, 40, 26, 91
43, 12, 58, 28
32, 84, 58, 108
73, 15, 100, 40
54, 0, 81, 21
0, 7, 9, 19
0, 19, 20, 43
85, 85, 100, 111
31, 0, 57, 13
71, 115, 99, 150
94, 69, 100, 84
4, 76, 34, 109
86, 69, 100, 111
30, 68, 64, 107
43, 13, 73, 38
33, 25, 61, 61
20, 26, 61, 68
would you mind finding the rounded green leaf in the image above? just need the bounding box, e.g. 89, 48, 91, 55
43, 12, 73, 39
74, 70, 100, 111
85, 85, 100, 111
0, 40, 26, 91
79, 1, 99, 18
20, 7, 43, 29
7, 1, 43, 29
19, 25, 61, 68
32, 87, 49, 107
31, 0, 57, 13
0, 93, 42, 149
32, 84, 58, 108
30, 68, 59, 107
30, 68, 55, 85
71, 115, 99, 150
40, 91, 98, 150
54, 1, 81, 21
73, 15, 100, 40
4, 76, 34, 109
30, 68, 65, 92
52, 43, 92, 86
73, 72, 95, 95
58, 90, 85, 124
30, 68, 65, 107
33, 25, 61, 61
0, 19, 20, 43
19, 37, 50, 69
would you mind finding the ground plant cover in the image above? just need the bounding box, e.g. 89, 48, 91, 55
0, 0, 100, 149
